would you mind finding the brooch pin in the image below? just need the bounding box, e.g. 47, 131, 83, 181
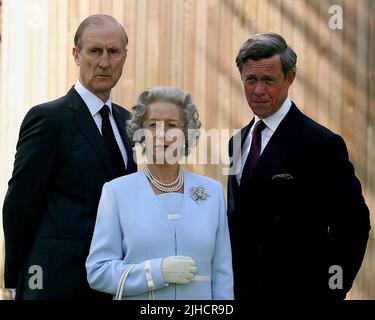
190, 186, 209, 203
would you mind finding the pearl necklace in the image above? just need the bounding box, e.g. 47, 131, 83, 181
144, 165, 184, 193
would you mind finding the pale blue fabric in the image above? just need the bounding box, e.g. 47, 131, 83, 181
86, 171, 234, 300
157, 193, 183, 232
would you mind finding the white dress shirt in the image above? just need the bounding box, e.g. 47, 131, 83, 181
236, 98, 292, 184
74, 81, 128, 168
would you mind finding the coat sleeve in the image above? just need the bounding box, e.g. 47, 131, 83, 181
86, 182, 169, 297
324, 134, 370, 298
211, 182, 234, 300
2, 106, 58, 288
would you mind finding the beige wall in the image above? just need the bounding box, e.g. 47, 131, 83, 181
1, 0, 374, 299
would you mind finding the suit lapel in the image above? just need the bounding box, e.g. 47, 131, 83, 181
227, 120, 254, 213
112, 105, 137, 173
241, 103, 302, 184
229, 119, 254, 182
67, 87, 117, 179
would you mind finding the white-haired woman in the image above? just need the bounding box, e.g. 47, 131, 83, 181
86, 86, 233, 300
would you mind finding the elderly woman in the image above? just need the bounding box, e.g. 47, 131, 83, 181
86, 86, 233, 300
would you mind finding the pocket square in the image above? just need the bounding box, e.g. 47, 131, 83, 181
271, 173, 296, 181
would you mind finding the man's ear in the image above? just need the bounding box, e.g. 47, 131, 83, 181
72, 47, 80, 66
287, 71, 296, 85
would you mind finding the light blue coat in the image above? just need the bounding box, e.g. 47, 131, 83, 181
86, 171, 234, 300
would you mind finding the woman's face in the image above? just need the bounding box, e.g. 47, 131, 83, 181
142, 102, 185, 164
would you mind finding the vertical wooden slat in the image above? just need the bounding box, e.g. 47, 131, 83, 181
367, 0, 375, 221
241, 0, 257, 123
183, 0, 196, 95
353, 0, 369, 182
231, 0, 247, 130
291, 0, 306, 112
121, 0, 136, 109
99, 0, 113, 14
159, 0, 173, 86
171, 0, 184, 89
66, 0, 76, 88
268, 0, 282, 32
112, 0, 124, 22
194, 0, 207, 133
316, 0, 331, 127
146, 0, 160, 87
110, 0, 126, 103
348, 0, 372, 299
329, 0, 344, 134
205, 0, 220, 178
280, 0, 295, 99
365, 0, 375, 300
78, 0, 90, 20
190, 0, 208, 174
111, 0, 126, 105
341, 0, 358, 159
302, 1, 319, 119
217, 0, 233, 185
48, 0, 69, 100
89, 0, 102, 13
181, 0, 195, 171
25, 0, 49, 106
245, 0, 258, 35
257, 0, 269, 31
134, 0, 147, 96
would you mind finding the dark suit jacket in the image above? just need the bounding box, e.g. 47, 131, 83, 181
2, 87, 137, 299
227, 103, 370, 300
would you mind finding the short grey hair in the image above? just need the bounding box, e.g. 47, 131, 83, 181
236, 32, 297, 78
74, 14, 128, 50
126, 86, 201, 156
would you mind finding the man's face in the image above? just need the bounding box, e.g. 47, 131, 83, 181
241, 55, 295, 118
73, 21, 127, 101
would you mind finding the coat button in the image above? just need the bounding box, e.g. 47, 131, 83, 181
257, 246, 262, 255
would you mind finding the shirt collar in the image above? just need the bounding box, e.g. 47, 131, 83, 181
74, 80, 112, 116
251, 97, 292, 134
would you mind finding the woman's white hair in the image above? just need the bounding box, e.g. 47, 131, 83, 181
126, 86, 201, 156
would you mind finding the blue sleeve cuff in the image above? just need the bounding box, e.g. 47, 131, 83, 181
148, 257, 169, 289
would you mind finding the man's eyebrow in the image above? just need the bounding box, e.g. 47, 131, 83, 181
262, 74, 277, 79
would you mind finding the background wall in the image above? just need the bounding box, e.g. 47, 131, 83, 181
1, 0, 374, 299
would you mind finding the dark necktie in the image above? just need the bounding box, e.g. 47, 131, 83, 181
99, 105, 126, 177
241, 120, 267, 180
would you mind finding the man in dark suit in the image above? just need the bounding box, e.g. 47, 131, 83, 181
227, 32, 370, 300
2, 14, 137, 299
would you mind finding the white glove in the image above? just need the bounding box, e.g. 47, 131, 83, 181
161, 256, 197, 284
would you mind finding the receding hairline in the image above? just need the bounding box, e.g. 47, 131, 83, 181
74, 14, 128, 50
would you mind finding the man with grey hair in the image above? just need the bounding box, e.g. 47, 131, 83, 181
3, 14, 137, 299
227, 32, 370, 300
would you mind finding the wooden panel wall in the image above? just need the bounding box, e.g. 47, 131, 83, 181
0, 0, 374, 299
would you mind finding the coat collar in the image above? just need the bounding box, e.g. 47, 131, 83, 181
66, 87, 126, 179
240, 102, 303, 184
